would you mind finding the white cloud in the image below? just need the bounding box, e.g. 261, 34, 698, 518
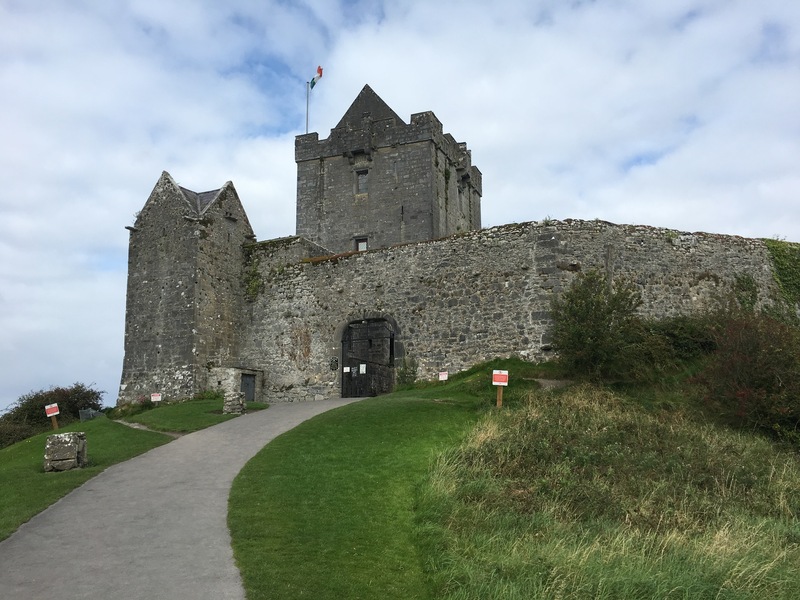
1, 0, 799, 412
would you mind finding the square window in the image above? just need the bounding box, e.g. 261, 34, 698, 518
355, 238, 368, 252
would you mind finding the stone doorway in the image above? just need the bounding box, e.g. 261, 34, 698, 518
340, 318, 395, 397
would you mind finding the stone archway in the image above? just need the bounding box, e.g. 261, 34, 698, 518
340, 317, 396, 398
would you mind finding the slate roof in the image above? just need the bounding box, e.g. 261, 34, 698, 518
180, 186, 222, 215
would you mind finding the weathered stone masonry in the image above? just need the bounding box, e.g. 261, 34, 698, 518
296, 85, 481, 254
236, 220, 780, 402
117, 85, 789, 405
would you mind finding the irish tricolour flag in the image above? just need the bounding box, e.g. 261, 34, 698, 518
310, 65, 323, 89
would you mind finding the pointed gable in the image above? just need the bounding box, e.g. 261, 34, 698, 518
334, 84, 405, 131
135, 172, 253, 237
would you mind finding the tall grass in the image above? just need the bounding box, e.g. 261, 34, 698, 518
415, 385, 800, 599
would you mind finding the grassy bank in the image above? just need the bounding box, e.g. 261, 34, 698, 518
415, 384, 800, 599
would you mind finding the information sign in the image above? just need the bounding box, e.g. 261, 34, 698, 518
492, 370, 509, 386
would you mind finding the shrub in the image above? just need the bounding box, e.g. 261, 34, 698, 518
647, 314, 717, 361
0, 383, 104, 448
551, 270, 670, 381
699, 311, 800, 441
0, 420, 39, 450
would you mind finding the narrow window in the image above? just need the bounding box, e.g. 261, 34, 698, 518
355, 238, 368, 252
356, 169, 368, 194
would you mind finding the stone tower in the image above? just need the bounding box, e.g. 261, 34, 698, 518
118, 172, 254, 404
295, 85, 482, 253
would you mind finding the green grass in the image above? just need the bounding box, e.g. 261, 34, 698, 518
119, 398, 267, 433
415, 384, 800, 599
228, 391, 486, 599
0, 416, 170, 540
228, 359, 800, 599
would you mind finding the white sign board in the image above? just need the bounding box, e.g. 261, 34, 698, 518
438, 371, 449, 381
492, 370, 509, 386
45, 403, 60, 417
151, 393, 162, 403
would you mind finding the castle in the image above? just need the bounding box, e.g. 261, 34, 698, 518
118, 85, 783, 405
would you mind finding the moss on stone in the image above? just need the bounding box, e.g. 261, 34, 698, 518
764, 238, 800, 306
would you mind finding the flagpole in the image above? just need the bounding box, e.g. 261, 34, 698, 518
305, 66, 322, 134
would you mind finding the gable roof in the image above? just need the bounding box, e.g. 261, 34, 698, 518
334, 84, 405, 131
180, 186, 222, 215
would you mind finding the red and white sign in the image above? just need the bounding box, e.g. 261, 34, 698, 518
151, 393, 162, 403
438, 371, 449, 381
492, 370, 509, 386
45, 403, 60, 417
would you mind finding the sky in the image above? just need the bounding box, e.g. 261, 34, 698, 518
1, 0, 798, 412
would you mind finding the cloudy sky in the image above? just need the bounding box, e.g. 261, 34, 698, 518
1, 0, 798, 412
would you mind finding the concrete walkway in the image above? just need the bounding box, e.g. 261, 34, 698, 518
0, 398, 361, 600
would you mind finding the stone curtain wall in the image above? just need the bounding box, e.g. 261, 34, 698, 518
240, 219, 779, 401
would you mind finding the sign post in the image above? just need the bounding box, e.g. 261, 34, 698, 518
492, 370, 509, 408
45, 403, 60, 430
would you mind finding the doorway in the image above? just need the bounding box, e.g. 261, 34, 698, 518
341, 318, 395, 397
240, 374, 256, 402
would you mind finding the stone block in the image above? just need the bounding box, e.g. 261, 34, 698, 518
223, 391, 245, 415
44, 432, 87, 472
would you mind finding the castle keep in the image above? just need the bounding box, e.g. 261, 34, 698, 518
118, 86, 784, 405
296, 85, 481, 253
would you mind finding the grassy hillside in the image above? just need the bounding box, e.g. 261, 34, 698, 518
416, 383, 800, 599
229, 359, 800, 599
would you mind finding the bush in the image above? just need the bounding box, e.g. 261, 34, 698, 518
0, 383, 104, 448
0, 420, 39, 450
551, 270, 671, 382
647, 315, 717, 361
698, 311, 800, 441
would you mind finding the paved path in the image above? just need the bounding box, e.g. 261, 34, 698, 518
0, 399, 361, 600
